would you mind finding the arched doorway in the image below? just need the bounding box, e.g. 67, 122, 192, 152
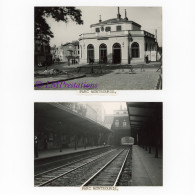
99, 44, 107, 63
112, 43, 121, 64
131, 42, 139, 58
87, 44, 94, 63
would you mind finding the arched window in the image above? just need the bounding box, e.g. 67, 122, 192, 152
99, 44, 107, 63
113, 43, 121, 49
131, 42, 139, 58
87, 44, 94, 63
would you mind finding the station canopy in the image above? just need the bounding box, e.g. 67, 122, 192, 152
35, 103, 111, 135
126, 102, 162, 131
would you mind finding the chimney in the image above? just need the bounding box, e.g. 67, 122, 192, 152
99, 15, 102, 23
117, 7, 121, 19
124, 9, 128, 20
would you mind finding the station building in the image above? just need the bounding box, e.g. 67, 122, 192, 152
79, 8, 158, 65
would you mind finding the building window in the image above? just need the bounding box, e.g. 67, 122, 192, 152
150, 44, 152, 51
131, 42, 140, 58
151, 44, 154, 51
123, 120, 127, 127
96, 28, 100, 33
99, 44, 107, 63
78, 50, 79, 54
116, 25, 122, 31
105, 26, 111, 32
115, 120, 119, 127
87, 44, 94, 63
101, 27, 104, 31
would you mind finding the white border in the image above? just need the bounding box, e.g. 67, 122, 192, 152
1, 0, 195, 195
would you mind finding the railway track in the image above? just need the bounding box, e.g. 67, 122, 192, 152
81, 148, 130, 187
35, 146, 112, 174
35, 147, 131, 187
35, 148, 118, 186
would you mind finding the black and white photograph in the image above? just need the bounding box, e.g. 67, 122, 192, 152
34, 7, 162, 90
1, 0, 195, 194
34, 102, 163, 187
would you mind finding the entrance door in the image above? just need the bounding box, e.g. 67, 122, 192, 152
87, 44, 94, 63
113, 43, 121, 64
99, 44, 107, 63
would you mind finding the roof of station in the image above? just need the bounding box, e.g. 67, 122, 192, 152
90, 7, 141, 28
35, 103, 112, 134
126, 102, 162, 131
90, 18, 141, 28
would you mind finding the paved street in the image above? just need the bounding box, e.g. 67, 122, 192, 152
35, 68, 161, 90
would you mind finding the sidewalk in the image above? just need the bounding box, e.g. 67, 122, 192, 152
35, 145, 108, 160
130, 145, 163, 186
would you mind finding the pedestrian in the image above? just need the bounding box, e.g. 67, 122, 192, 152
146, 55, 149, 64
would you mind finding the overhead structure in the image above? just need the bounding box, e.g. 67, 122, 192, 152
34, 103, 112, 157
126, 102, 162, 158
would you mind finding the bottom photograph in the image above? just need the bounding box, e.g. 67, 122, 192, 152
34, 102, 163, 187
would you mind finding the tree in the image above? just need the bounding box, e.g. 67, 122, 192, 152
35, 7, 83, 44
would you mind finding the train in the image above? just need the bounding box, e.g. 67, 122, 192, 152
121, 136, 134, 145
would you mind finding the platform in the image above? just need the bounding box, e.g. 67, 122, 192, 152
130, 145, 163, 186
34, 145, 109, 161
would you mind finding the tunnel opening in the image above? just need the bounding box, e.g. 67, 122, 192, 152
121, 136, 134, 146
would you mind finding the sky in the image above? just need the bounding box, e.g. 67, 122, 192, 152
101, 102, 127, 114
46, 7, 162, 47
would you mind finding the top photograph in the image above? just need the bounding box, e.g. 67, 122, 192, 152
34, 6, 162, 90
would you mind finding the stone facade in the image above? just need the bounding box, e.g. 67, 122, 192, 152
79, 9, 158, 65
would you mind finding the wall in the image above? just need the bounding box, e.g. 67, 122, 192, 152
144, 37, 157, 61
79, 36, 129, 64
79, 33, 155, 65
130, 36, 145, 64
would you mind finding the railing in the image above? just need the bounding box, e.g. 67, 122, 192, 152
79, 30, 154, 39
